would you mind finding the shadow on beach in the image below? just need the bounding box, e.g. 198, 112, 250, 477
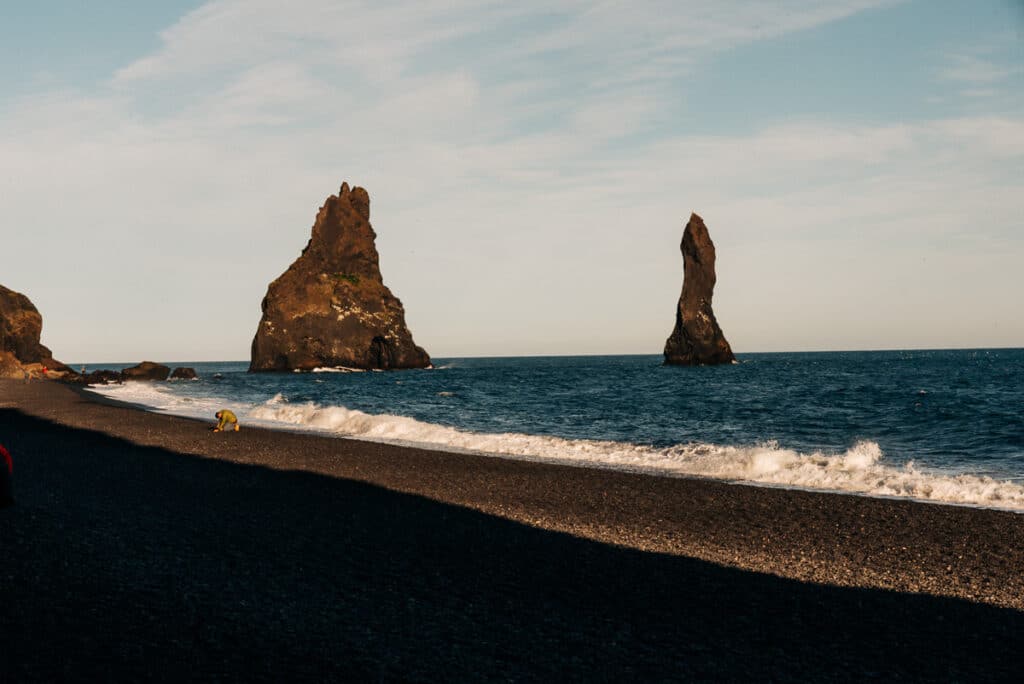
2, 408, 1022, 681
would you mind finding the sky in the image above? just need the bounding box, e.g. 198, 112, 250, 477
1, 0, 1022, 362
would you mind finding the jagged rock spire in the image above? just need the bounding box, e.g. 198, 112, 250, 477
250, 182, 430, 371
664, 213, 735, 366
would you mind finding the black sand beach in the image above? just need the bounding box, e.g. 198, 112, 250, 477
2, 379, 1023, 680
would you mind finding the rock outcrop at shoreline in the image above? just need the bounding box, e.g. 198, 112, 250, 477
250, 182, 431, 372
77, 369, 124, 385
0, 284, 68, 377
65, 363, 189, 386
664, 213, 735, 366
122, 361, 171, 381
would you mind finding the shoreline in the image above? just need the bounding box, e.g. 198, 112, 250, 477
79, 382, 1024, 518
3, 378, 1023, 679
82, 377, 1024, 515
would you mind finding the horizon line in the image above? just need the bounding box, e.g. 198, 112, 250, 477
66, 345, 1024, 366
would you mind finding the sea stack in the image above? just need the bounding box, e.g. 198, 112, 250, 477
663, 213, 735, 366
250, 182, 431, 372
0, 284, 68, 377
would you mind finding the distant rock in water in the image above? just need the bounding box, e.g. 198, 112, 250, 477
0, 283, 68, 376
122, 361, 171, 381
250, 182, 431, 372
664, 213, 736, 366
170, 367, 198, 380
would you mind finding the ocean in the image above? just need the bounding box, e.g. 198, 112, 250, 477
84, 349, 1024, 511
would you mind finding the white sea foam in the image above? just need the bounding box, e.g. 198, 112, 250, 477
87, 383, 1024, 511
87, 382, 249, 423
312, 366, 365, 373
245, 401, 1024, 511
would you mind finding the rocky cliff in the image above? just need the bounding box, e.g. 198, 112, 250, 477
0, 284, 67, 377
663, 213, 735, 366
250, 183, 431, 372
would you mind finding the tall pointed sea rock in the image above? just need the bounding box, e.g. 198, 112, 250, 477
249, 183, 431, 371
663, 213, 735, 366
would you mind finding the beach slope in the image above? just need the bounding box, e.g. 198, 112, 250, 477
2, 380, 1022, 680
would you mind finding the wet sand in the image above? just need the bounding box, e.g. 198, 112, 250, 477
1, 379, 1022, 680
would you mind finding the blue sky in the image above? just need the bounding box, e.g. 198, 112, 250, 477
1, 0, 1022, 361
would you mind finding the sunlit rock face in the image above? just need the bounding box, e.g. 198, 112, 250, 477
0, 284, 67, 376
663, 213, 735, 366
250, 182, 431, 372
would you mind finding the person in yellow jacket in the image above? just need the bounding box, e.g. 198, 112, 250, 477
213, 409, 240, 432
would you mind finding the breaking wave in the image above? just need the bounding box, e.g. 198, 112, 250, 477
86, 381, 1024, 511
246, 400, 1024, 511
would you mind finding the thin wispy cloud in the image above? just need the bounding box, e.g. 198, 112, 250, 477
111, 0, 900, 116
941, 54, 1018, 85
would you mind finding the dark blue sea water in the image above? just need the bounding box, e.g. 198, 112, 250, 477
86, 349, 1024, 509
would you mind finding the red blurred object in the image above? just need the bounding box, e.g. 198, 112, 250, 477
0, 442, 11, 507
